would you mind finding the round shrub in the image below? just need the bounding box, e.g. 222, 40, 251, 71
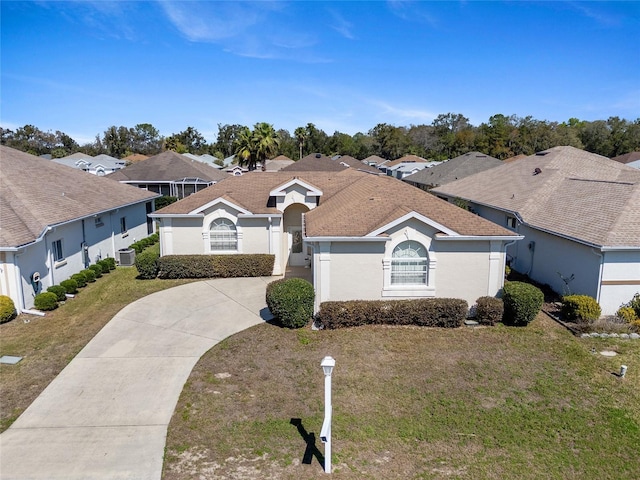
71, 272, 88, 288
0, 295, 16, 323
34, 292, 58, 311
81, 269, 96, 283
474, 296, 504, 326
97, 259, 111, 274
502, 281, 544, 326
60, 279, 78, 295
625, 293, 640, 318
135, 243, 160, 279
561, 295, 601, 323
47, 285, 67, 302
616, 306, 637, 323
266, 278, 315, 328
103, 257, 117, 270
88, 264, 103, 278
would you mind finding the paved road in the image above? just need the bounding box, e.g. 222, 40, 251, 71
0, 277, 275, 480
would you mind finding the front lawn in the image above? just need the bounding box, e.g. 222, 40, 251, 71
0, 267, 194, 432
164, 315, 639, 479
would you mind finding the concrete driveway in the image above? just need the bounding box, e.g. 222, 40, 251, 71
0, 276, 275, 480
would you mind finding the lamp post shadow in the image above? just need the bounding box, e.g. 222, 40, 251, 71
290, 418, 325, 468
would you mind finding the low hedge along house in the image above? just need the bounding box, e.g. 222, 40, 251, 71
151, 169, 522, 312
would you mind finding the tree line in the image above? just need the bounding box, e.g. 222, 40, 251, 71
2, 114, 639, 162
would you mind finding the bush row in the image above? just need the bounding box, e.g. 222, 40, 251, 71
129, 233, 160, 254
32, 257, 117, 311
151, 254, 275, 279
266, 278, 315, 328
316, 298, 468, 329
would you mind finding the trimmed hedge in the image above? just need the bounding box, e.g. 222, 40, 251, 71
561, 295, 601, 323
157, 254, 275, 279
47, 285, 67, 302
474, 296, 504, 326
502, 281, 544, 326
97, 259, 111, 274
60, 279, 79, 295
135, 243, 160, 279
129, 233, 160, 254
0, 295, 16, 323
34, 292, 58, 311
103, 257, 117, 270
88, 264, 103, 278
81, 269, 96, 283
316, 298, 468, 329
266, 278, 315, 328
71, 272, 88, 287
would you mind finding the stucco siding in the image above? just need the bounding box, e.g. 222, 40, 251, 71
328, 242, 385, 300
169, 217, 206, 254
238, 218, 270, 254
600, 250, 640, 315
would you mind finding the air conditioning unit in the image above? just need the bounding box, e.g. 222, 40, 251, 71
116, 248, 136, 266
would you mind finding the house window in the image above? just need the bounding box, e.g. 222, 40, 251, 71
391, 241, 428, 285
95, 216, 104, 227
52, 239, 65, 263
506, 216, 517, 229
120, 217, 127, 234
210, 218, 237, 251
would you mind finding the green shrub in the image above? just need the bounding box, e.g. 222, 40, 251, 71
624, 293, 640, 318
0, 295, 16, 323
157, 254, 275, 279
34, 292, 59, 311
60, 279, 79, 295
266, 278, 315, 328
501, 281, 544, 326
71, 272, 88, 287
103, 257, 117, 270
475, 296, 504, 326
135, 243, 160, 279
561, 295, 601, 323
47, 285, 67, 302
81, 269, 96, 283
316, 298, 468, 329
155, 196, 178, 210
97, 259, 111, 274
149, 232, 159, 243
616, 306, 637, 323
88, 264, 103, 278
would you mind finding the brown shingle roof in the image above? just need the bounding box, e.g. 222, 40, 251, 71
281, 153, 347, 172
107, 151, 228, 182
432, 146, 640, 247
611, 151, 640, 164
156, 169, 516, 239
404, 151, 502, 188
0, 146, 158, 248
384, 154, 430, 168
335, 155, 382, 174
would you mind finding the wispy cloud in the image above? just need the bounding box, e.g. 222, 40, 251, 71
329, 9, 355, 39
568, 1, 622, 27
386, 0, 439, 28
368, 98, 436, 123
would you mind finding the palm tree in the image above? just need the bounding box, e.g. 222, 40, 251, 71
234, 126, 257, 170
294, 126, 307, 160
253, 122, 280, 170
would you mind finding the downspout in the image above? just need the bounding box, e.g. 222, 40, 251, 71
591, 248, 604, 305
13, 249, 26, 314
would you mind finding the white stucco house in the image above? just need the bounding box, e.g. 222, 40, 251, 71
151, 169, 521, 312
52, 152, 126, 176
432, 146, 640, 316
0, 146, 159, 313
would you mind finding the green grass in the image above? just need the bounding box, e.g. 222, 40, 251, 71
0, 267, 194, 432
163, 316, 640, 479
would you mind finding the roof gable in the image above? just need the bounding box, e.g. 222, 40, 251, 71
269, 178, 323, 197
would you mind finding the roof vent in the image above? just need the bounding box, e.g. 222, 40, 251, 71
315, 153, 321, 158
533, 167, 542, 175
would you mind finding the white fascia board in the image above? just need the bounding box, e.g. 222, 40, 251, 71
367, 211, 459, 237
269, 178, 323, 197
149, 213, 204, 218
189, 197, 251, 215
237, 213, 282, 218
433, 192, 526, 223
304, 236, 390, 242
435, 235, 524, 241
600, 246, 640, 252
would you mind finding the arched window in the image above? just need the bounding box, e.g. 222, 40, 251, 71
391, 241, 428, 285
210, 218, 237, 251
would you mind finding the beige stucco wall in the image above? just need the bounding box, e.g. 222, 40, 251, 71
327, 242, 386, 300
600, 250, 640, 315
167, 217, 206, 254
239, 217, 271, 254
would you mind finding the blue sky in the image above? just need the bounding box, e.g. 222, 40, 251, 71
1, 1, 639, 144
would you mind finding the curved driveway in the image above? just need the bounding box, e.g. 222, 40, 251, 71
0, 276, 275, 480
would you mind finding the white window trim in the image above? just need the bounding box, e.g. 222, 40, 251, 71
382, 237, 436, 297
52, 239, 67, 267
202, 212, 243, 254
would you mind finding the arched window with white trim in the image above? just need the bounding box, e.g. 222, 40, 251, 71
209, 218, 237, 251
391, 240, 428, 285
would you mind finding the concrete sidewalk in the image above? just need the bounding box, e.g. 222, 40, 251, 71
0, 276, 275, 480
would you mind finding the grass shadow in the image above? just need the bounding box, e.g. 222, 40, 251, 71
290, 418, 325, 468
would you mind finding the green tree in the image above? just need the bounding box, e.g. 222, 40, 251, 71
132, 123, 163, 155
235, 123, 280, 171
294, 126, 307, 160
369, 123, 410, 159
304, 123, 328, 154
215, 124, 246, 158
171, 126, 207, 154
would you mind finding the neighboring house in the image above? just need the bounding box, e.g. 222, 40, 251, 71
611, 152, 640, 169
0, 146, 158, 313
53, 153, 126, 176
378, 154, 431, 174
151, 169, 521, 312
122, 153, 149, 164
432, 146, 640, 315
404, 151, 502, 190
333, 155, 382, 174
386, 162, 430, 180
282, 153, 348, 172
107, 151, 228, 199
226, 165, 249, 176
182, 153, 223, 169
362, 155, 387, 167
264, 156, 295, 172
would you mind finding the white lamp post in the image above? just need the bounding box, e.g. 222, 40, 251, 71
320, 356, 335, 474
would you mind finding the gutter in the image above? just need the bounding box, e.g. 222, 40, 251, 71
435, 235, 524, 242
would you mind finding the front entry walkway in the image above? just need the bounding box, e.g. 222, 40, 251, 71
0, 276, 276, 480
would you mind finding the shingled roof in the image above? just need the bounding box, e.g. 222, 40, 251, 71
155, 169, 517, 239
611, 151, 640, 165
404, 151, 502, 188
281, 153, 347, 172
0, 146, 158, 248
334, 155, 382, 174
432, 146, 640, 248
107, 151, 228, 182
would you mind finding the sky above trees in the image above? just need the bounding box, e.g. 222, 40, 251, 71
1, 1, 638, 144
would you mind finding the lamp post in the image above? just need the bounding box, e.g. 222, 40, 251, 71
320, 356, 335, 474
